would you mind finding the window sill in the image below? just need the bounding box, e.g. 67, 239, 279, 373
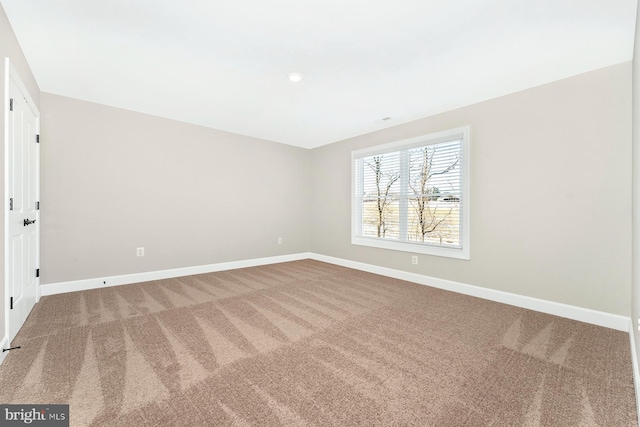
352, 236, 470, 260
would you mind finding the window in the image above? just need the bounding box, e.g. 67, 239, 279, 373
352, 126, 470, 259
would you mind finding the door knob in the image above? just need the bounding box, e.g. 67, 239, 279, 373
23, 218, 36, 226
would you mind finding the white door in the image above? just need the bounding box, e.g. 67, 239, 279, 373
6, 61, 39, 343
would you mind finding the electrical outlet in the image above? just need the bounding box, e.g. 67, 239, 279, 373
278, 237, 283, 245
136, 247, 145, 257
412, 255, 418, 265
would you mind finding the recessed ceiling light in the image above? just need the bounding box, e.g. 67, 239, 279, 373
288, 72, 303, 82
381, 117, 391, 121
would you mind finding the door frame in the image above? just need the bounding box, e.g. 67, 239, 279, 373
3, 57, 40, 349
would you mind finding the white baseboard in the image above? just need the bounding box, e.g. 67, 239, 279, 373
41, 253, 312, 297
629, 321, 640, 424
0, 334, 8, 366
309, 253, 630, 332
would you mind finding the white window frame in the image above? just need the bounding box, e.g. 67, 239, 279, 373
351, 126, 470, 260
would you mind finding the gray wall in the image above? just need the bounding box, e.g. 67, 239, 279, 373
40, 93, 310, 284
0, 6, 40, 341
311, 62, 632, 316
632, 0, 640, 383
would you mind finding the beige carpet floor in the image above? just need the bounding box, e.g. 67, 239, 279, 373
0, 260, 636, 426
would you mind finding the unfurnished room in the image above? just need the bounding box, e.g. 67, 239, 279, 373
0, 0, 639, 426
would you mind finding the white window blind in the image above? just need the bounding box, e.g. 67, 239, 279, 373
352, 127, 470, 259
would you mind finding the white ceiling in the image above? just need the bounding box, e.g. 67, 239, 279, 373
1, 0, 637, 148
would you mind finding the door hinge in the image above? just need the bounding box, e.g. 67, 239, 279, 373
36, 268, 39, 278
10, 297, 13, 310
9, 198, 13, 211
36, 201, 39, 210
9, 98, 13, 111
36, 135, 39, 143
